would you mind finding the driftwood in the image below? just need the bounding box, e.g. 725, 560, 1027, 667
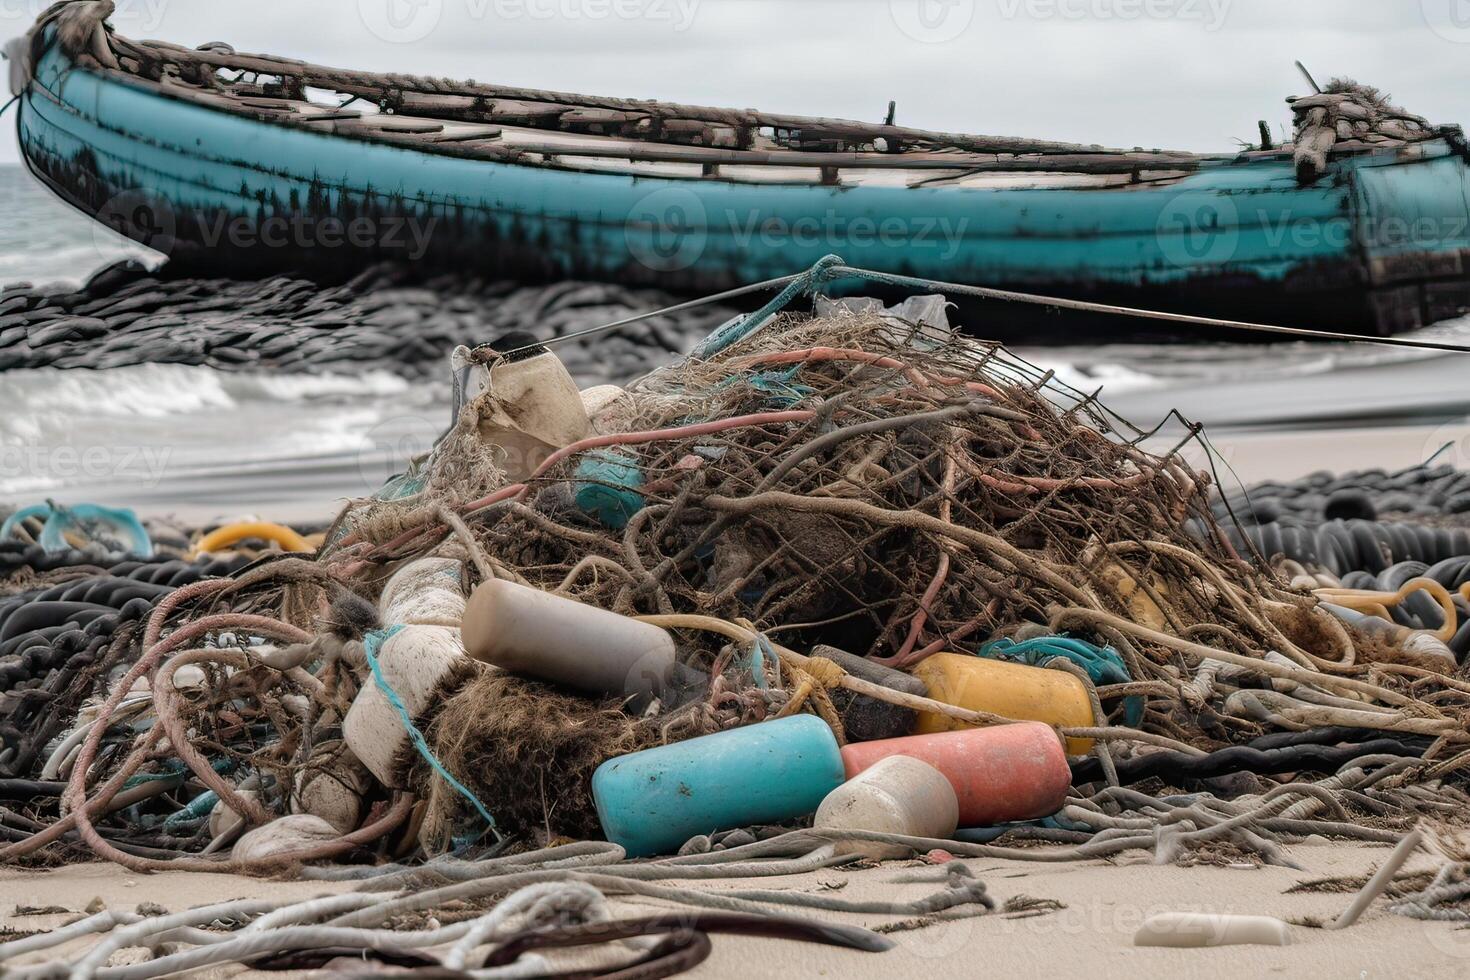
1288, 80, 1437, 185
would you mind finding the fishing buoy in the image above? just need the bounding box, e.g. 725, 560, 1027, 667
592, 715, 845, 858
292, 741, 372, 833
379, 557, 466, 628
840, 723, 1071, 828
1134, 912, 1292, 948
815, 756, 958, 859
462, 579, 676, 707
342, 626, 479, 788
232, 815, 341, 864
912, 654, 1094, 754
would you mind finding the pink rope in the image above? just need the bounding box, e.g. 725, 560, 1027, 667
66, 613, 311, 868
462, 408, 819, 512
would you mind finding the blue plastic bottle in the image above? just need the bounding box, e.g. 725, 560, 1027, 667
592, 715, 844, 857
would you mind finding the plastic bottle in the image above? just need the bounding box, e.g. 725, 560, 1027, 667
839, 722, 1071, 827
814, 755, 958, 858
461, 579, 676, 707
592, 715, 844, 858
911, 653, 1094, 753
1134, 912, 1292, 948
459, 346, 589, 481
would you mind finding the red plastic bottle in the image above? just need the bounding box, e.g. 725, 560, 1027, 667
840, 722, 1071, 827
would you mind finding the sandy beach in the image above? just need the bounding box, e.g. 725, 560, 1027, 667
4, 841, 1465, 978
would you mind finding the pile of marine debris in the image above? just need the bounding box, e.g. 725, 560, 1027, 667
3, 293, 1470, 974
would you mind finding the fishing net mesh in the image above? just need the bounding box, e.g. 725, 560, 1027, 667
457, 310, 1284, 668
381, 307, 1431, 839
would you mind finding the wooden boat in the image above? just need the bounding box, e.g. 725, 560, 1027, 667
10, 1, 1470, 336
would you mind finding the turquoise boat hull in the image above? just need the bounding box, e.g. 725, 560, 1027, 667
12, 23, 1470, 336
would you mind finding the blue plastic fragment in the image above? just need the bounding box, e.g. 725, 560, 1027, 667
573, 451, 646, 530
2, 502, 152, 557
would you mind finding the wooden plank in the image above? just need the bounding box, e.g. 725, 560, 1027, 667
355, 118, 446, 134
295, 110, 364, 122
560, 108, 650, 126
117, 35, 1193, 158
425, 126, 505, 143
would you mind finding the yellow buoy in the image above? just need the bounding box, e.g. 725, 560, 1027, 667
911, 653, 1094, 754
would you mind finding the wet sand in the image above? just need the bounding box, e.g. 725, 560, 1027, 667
2, 840, 1463, 978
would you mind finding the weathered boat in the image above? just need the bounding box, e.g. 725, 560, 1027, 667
9, 1, 1470, 336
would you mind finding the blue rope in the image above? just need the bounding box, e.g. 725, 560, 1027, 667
362, 626, 502, 841
749, 633, 779, 689
692, 253, 846, 358
978, 635, 1144, 727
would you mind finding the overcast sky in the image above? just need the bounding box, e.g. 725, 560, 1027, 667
2, 0, 1468, 165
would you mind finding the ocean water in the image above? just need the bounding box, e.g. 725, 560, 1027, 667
3, 164, 1469, 519
0, 166, 447, 519
0, 165, 163, 287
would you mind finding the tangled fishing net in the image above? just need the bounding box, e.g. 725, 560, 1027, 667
303, 304, 1467, 846
5, 296, 1470, 878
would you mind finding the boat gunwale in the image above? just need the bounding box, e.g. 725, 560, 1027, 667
18, 6, 1456, 191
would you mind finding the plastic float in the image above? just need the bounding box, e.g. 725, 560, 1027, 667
814, 755, 959, 859
839, 723, 1071, 828
592, 715, 845, 858
911, 654, 1095, 754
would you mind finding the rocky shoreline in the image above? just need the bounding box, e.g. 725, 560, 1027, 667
0, 260, 736, 384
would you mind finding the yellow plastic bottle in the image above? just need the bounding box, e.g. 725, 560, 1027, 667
911, 653, 1094, 754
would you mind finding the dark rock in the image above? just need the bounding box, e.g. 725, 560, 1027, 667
27, 317, 110, 346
